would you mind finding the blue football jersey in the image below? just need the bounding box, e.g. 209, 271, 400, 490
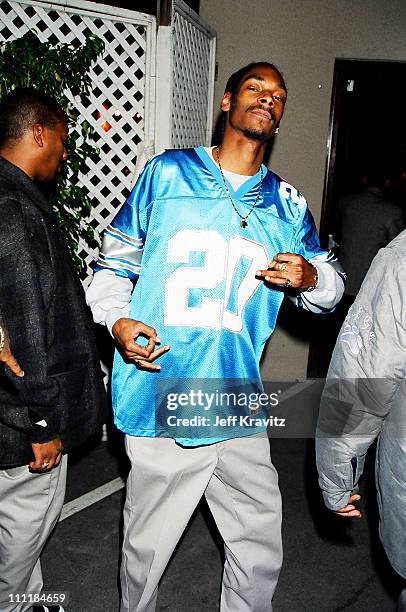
95, 147, 330, 445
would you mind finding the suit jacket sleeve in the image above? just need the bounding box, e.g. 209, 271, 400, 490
0, 197, 60, 443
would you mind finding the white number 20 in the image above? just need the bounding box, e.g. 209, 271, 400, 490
164, 230, 268, 332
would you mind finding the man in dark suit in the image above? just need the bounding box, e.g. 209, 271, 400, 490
0, 88, 107, 612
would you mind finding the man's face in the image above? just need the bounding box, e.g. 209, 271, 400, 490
221, 64, 287, 142
36, 120, 68, 182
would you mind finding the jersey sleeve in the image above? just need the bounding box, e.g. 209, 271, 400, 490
293, 206, 325, 260
87, 154, 162, 332
94, 155, 161, 279
292, 204, 345, 312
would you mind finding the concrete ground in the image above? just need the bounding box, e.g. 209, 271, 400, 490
40, 434, 402, 612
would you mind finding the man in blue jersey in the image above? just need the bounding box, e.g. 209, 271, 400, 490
87, 62, 344, 611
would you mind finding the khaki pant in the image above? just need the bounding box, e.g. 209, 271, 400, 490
0, 457, 67, 612
120, 435, 282, 612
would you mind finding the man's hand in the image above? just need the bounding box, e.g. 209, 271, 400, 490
0, 327, 24, 377
256, 252, 318, 290
29, 437, 63, 472
334, 494, 362, 519
112, 317, 170, 372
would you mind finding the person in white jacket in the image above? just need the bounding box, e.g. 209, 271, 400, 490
316, 230, 406, 612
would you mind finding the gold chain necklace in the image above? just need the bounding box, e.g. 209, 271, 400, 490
215, 146, 263, 228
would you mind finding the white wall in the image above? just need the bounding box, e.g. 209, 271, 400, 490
200, 0, 406, 380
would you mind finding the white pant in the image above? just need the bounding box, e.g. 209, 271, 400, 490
0, 457, 67, 612
120, 435, 282, 612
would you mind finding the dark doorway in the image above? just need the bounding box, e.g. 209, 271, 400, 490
307, 58, 406, 378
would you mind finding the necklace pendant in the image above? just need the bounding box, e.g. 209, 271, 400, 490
240, 219, 248, 228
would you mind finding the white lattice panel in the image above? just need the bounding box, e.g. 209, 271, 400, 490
0, 0, 156, 283
171, 2, 215, 148
155, 0, 216, 151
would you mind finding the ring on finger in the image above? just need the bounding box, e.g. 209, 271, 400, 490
283, 278, 292, 288
42, 462, 50, 468
279, 262, 288, 271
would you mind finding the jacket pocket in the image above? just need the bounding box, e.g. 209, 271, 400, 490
50, 363, 88, 415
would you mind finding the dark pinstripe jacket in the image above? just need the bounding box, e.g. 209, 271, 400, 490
0, 156, 107, 468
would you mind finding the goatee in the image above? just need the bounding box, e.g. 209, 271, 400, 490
242, 127, 269, 142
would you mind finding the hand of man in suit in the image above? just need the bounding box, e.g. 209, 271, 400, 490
0, 326, 24, 377
29, 437, 63, 472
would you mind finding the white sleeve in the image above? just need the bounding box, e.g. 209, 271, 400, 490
86, 269, 133, 336
316, 248, 406, 510
297, 259, 345, 313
